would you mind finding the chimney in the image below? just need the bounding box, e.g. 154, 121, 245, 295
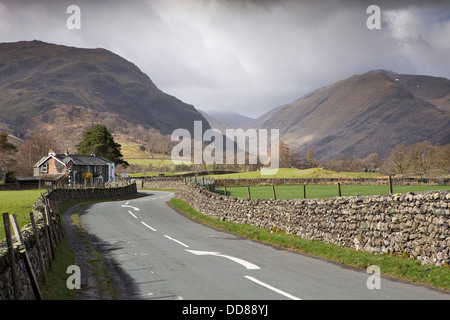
65, 148, 69, 156
48, 148, 56, 156
91, 150, 96, 157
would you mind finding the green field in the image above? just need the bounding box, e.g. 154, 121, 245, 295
120, 142, 176, 170
0, 189, 45, 240
120, 142, 152, 158
124, 158, 176, 169
209, 167, 384, 179
216, 184, 450, 200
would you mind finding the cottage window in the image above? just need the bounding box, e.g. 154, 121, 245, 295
42, 163, 48, 173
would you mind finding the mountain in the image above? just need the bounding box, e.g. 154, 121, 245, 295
208, 111, 254, 128
0, 40, 209, 148
198, 110, 231, 133
248, 70, 450, 159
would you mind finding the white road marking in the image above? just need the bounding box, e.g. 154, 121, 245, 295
121, 201, 140, 211
244, 275, 302, 300
128, 210, 138, 219
141, 221, 157, 231
164, 235, 190, 248
186, 250, 260, 270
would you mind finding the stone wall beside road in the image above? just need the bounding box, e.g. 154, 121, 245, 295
165, 182, 450, 267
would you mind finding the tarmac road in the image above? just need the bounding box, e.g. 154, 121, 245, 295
78, 190, 450, 300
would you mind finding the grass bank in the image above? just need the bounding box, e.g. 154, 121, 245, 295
169, 198, 450, 291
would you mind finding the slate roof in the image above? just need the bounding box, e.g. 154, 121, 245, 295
64, 155, 114, 166
34, 154, 114, 168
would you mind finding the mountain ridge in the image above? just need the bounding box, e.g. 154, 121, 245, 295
247, 70, 450, 160
0, 40, 209, 147
1, 40, 449, 163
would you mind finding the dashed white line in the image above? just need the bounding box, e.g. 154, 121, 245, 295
164, 235, 189, 248
141, 221, 157, 232
244, 275, 302, 300
128, 210, 138, 219
123, 199, 299, 301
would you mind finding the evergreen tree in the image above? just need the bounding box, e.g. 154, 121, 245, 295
76, 125, 129, 167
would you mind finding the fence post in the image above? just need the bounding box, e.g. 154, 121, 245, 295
45, 196, 59, 246
48, 196, 63, 244
388, 175, 393, 194
337, 182, 342, 197
224, 185, 227, 197
247, 186, 251, 200
272, 185, 277, 200
30, 212, 46, 283
42, 197, 56, 261
10, 214, 43, 300
303, 184, 306, 199
3, 213, 19, 300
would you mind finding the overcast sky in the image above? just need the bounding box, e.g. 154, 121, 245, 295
1, 0, 449, 118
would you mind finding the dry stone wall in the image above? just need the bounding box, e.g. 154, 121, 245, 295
0, 182, 137, 300
173, 183, 450, 267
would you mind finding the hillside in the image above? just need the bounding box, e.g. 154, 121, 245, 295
249, 70, 450, 159
0, 40, 209, 149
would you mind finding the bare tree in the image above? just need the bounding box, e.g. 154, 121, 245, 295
386, 144, 408, 175
305, 148, 318, 168
408, 141, 436, 176
15, 133, 53, 176
278, 141, 295, 168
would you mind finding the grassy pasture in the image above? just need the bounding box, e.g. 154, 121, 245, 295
216, 184, 450, 200
209, 168, 385, 180
0, 189, 45, 240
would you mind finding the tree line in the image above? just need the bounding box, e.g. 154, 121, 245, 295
315, 141, 449, 176
256, 140, 449, 177
1, 125, 449, 182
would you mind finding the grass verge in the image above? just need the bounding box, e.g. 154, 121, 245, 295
169, 198, 450, 292
39, 235, 76, 300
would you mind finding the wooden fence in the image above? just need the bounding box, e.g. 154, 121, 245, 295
1, 193, 63, 300
0, 182, 137, 300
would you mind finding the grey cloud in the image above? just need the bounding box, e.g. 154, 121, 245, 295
0, 0, 449, 118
